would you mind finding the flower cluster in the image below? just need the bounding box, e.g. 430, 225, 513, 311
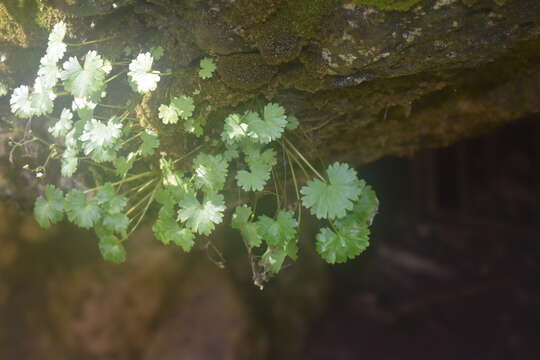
10, 22, 67, 118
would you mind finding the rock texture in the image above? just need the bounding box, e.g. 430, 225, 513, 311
1, 0, 540, 164
0, 0, 540, 358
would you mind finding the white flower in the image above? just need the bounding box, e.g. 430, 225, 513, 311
128, 52, 160, 93
72, 97, 96, 111
64, 128, 79, 149
72, 97, 96, 121
49, 108, 73, 137
30, 77, 56, 116
80, 118, 122, 155
10, 85, 34, 118
0, 81, 7, 97
46, 21, 67, 62
37, 54, 61, 88
49, 21, 66, 44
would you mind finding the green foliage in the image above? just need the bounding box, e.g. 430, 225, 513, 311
301, 162, 365, 220
97, 232, 126, 263
198, 57, 216, 79
178, 192, 226, 235
315, 185, 378, 263
246, 103, 288, 144
15, 22, 379, 287
65, 189, 101, 229
34, 185, 64, 228
153, 206, 195, 251
193, 153, 229, 191
139, 130, 159, 156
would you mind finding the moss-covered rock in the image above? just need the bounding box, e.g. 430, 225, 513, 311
344, 0, 424, 11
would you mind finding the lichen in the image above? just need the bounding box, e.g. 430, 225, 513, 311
344, 0, 424, 11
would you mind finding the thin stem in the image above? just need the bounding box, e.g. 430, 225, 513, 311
127, 184, 158, 236
285, 149, 302, 224
284, 147, 310, 180
84, 171, 157, 193
122, 178, 158, 197
121, 130, 144, 146
284, 137, 325, 182
66, 35, 118, 46
105, 70, 127, 84
271, 169, 281, 210
99, 104, 127, 110
172, 144, 206, 165
80, 158, 116, 173
125, 188, 154, 217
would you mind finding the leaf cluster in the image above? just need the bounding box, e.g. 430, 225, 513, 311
11, 21, 379, 287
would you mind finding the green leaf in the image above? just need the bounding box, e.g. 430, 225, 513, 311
64, 189, 101, 229
231, 205, 261, 247
261, 247, 287, 274
60, 51, 111, 98
256, 210, 298, 247
223, 143, 240, 161
61, 148, 78, 177
286, 115, 299, 131
98, 233, 126, 263
34, 185, 64, 228
244, 147, 276, 169
177, 192, 225, 236
315, 218, 370, 264
159, 157, 189, 188
140, 129, 159, 156
246, 103, 287, 144
80, 118, 122, 156
236, 163, 271, 192
231, 205, 252, 229
171, 96, 195, 120
286, 239, 299, 261
199, 57, 216, 79
158, 104, 178, 124
192, 153, 229, 192
153, 206, 195, 252
301, 162, 365, 220
96, 184, 128, 215
150, 46, 164, 61
183, 116, 207, 136
221, 113, 248, 144
155, 186, 186, 208
353, 185, 379, 225
0, 81, 8, 97
114, 153, 136, 176
102, 212, 129, 235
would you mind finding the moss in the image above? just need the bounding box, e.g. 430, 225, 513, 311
0, 4, 28, 47
279, 0, 334, 39
249, 0, 335, 64
345, 0, 424, 11
0, 0, 65, 48
216, 54, 277, 90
